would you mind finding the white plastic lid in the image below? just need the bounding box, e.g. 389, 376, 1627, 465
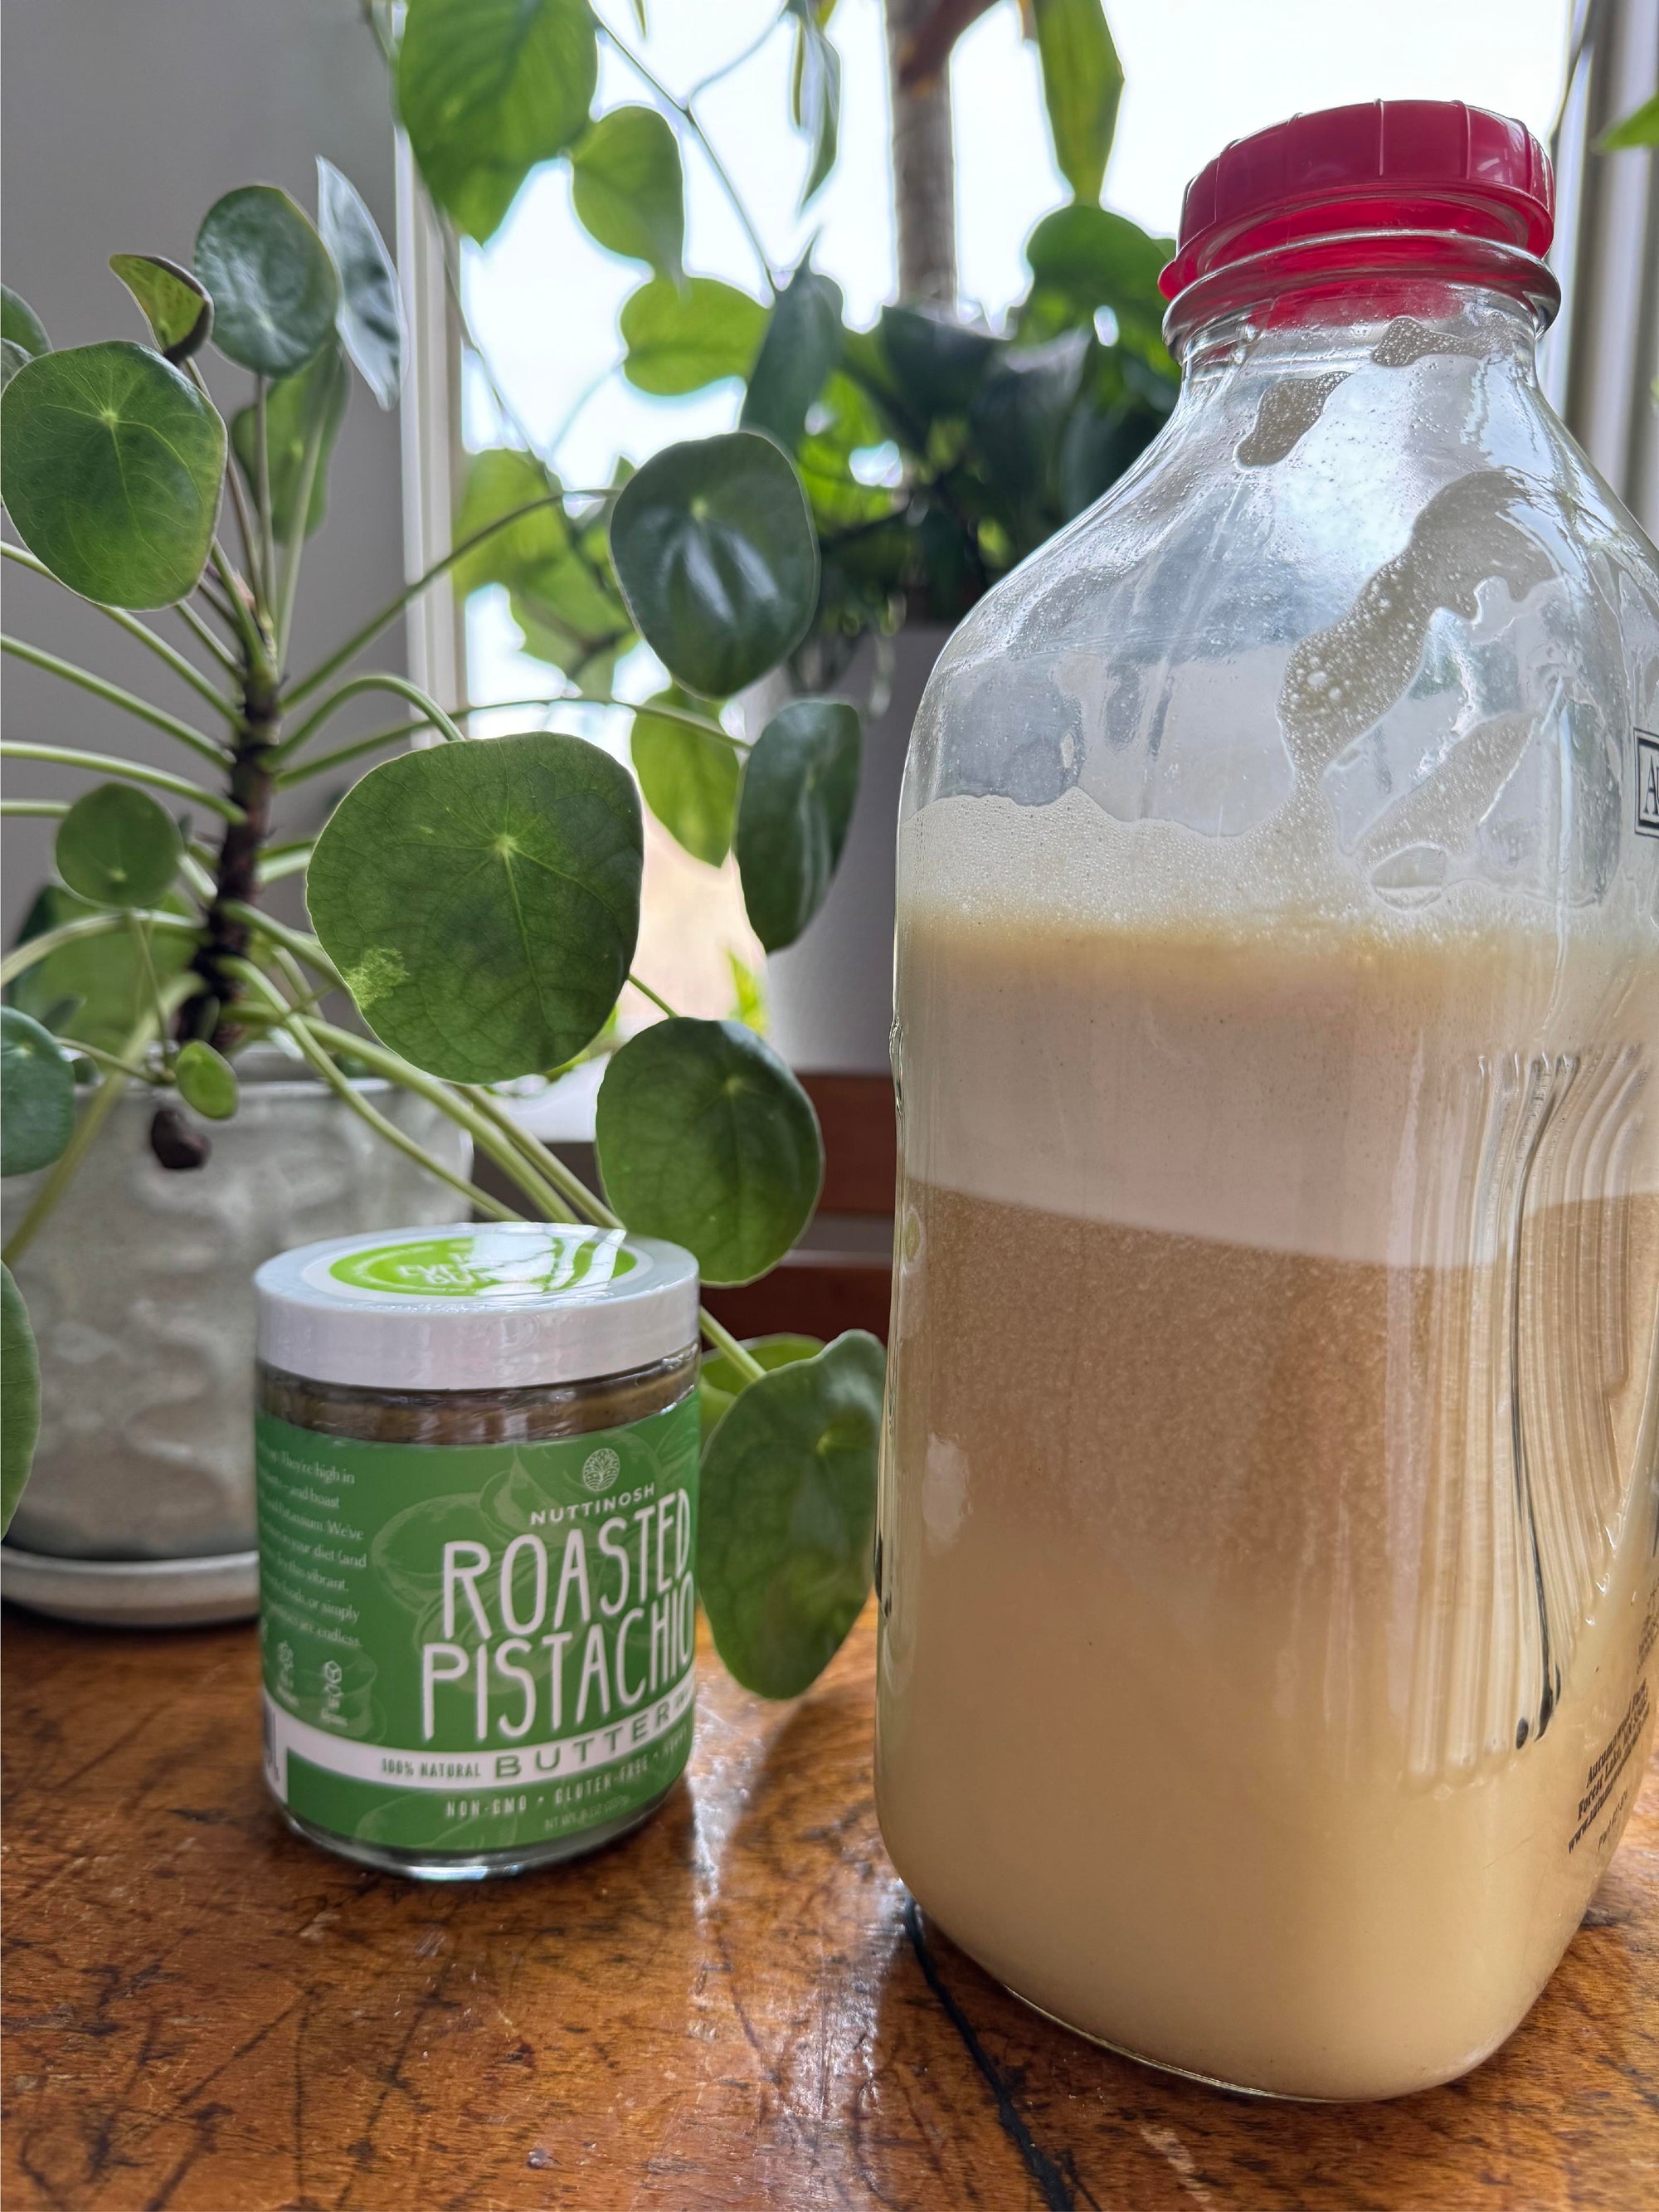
255, 1222, 699, 1391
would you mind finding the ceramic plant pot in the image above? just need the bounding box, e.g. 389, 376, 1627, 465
1, 1052, 470, 1625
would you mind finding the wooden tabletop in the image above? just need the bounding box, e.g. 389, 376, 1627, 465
5, 1604, 1657, 2212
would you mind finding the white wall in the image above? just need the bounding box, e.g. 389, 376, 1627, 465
2, 0, 408, 938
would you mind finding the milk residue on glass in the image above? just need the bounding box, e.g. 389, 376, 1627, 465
876, 107, 1659, 2103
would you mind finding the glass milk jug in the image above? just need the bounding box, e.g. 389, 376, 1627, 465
876, 102, 1659, 2102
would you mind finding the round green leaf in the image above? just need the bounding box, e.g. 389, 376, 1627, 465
55, 783, 182, 910
398, 0, 598, 245
734, 699, 861, 952
620, 276, 767, 396
8, 884, 196, 1055
1, 1010, 75, 1177
316, 158, 404, 407
109, 253, 212, 363
231, 341, 348, 542
609, 431, 819, 698
595, 1017, 823, 1285
699, 1332, 821, 1443
1024, 204, 1171, 318
1, 1264, 41, 1538
307, 730, 642, 1084
194, 185, 339, 378
0, 342, 226, 607
698, 1330, 885, 1698
173, 1039, 238, 1120
741, 261, 843, 452
2, 285, 49, 358
571, 105, 684, 282
631, 688, 740, 868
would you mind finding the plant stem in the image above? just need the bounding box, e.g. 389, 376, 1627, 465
273, 672, 467, 760
0, 636, 231, 763
1, 983, 191, 1265
697, 1308, 766, 1385
284, 495, 601, 709
192, 354, 265, 605
186, 649, 280, 1045
254, 379, 277, 604
227, 960, 525, 1223
206, 538, 268, 667
598, 693, 743, 744
274, 402, 331, 663
56, 1039, 161, 1082
221, 903, 344, 988
0, 909, 199, 991
255, 844, 314, 885
284, 1014, 577, 1223
601, 22, 778, 295
0, 742, 244, 820
627, 973, 679, 1020
173, 597, 241, 675
0, 799, 68, 819
1, 546, 241, 724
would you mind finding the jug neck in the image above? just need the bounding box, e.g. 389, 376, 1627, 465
1172, 275, 1550, 396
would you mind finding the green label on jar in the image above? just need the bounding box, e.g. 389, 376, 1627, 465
255, 1396, 698, 1858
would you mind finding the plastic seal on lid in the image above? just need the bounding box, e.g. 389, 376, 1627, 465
1159, 101, 1554, 303
255, 1221, 700, 1391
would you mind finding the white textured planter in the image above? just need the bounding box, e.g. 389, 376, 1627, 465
752, 626, 948, 1074
1, 1054, 469, 1623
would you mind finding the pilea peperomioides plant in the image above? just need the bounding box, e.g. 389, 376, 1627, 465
0, 134, 878, 1697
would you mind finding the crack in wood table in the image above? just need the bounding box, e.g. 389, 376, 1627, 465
4, 1604, 1657, 2210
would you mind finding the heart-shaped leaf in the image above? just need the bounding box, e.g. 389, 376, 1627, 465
231, 341, 348, 541
1, 1010, 75, 1177
2, 285, 49, 358
734, 698, 861, 952
1024, 204, 1170, 330
620, 276, 767, 395
308, 730, 641, 1083
786, 0, 842, 205
316, 159, 404, 407
631, 688, 741, 868
596, 1017, 823, 1284
698, 1332, 821, 1442
878, 305, 1003, 421
1032, 0, 1123, 206
0, 342, 226, 607
194, 185, 339, 378
698, 1329, 884, 1697
398, 0, 598, 244
609, 431, 819, 698
1, 1265, 41, 1537
8, 885, 197, 1053
109, 254, 213, 363
55, 783, 183, 909
571, 105, 684, 283
173, 1038, 238, 1120
741, 260, 843, 453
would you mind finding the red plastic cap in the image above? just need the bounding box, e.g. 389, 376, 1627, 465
1159, 101, 1554, 302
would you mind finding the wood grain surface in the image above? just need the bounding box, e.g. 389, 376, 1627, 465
4, 1603, 1657, 2212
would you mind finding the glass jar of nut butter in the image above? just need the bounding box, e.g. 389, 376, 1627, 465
254, 1221, 700, 1880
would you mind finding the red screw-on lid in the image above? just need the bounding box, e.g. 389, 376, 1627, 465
1159, 101, 1554, 304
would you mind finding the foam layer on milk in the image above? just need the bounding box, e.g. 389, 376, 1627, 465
897, 791, 1659, 1264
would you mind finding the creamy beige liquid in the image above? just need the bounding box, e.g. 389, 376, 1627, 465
878, 792, 1659, 2101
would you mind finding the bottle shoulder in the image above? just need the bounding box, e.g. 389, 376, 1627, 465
907, 322, 1659, 925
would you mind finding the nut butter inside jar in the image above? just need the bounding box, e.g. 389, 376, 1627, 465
878, 104, 1659, 2100
255, 1221, 701, 1881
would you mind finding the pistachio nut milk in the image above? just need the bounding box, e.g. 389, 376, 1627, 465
875, 104, 1659, 2100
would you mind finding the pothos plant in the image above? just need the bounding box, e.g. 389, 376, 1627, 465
0, 151, 878, 1699
429, 0, 1173, 732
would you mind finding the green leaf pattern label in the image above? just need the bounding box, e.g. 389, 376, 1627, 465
258, 1396, 699, 1855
